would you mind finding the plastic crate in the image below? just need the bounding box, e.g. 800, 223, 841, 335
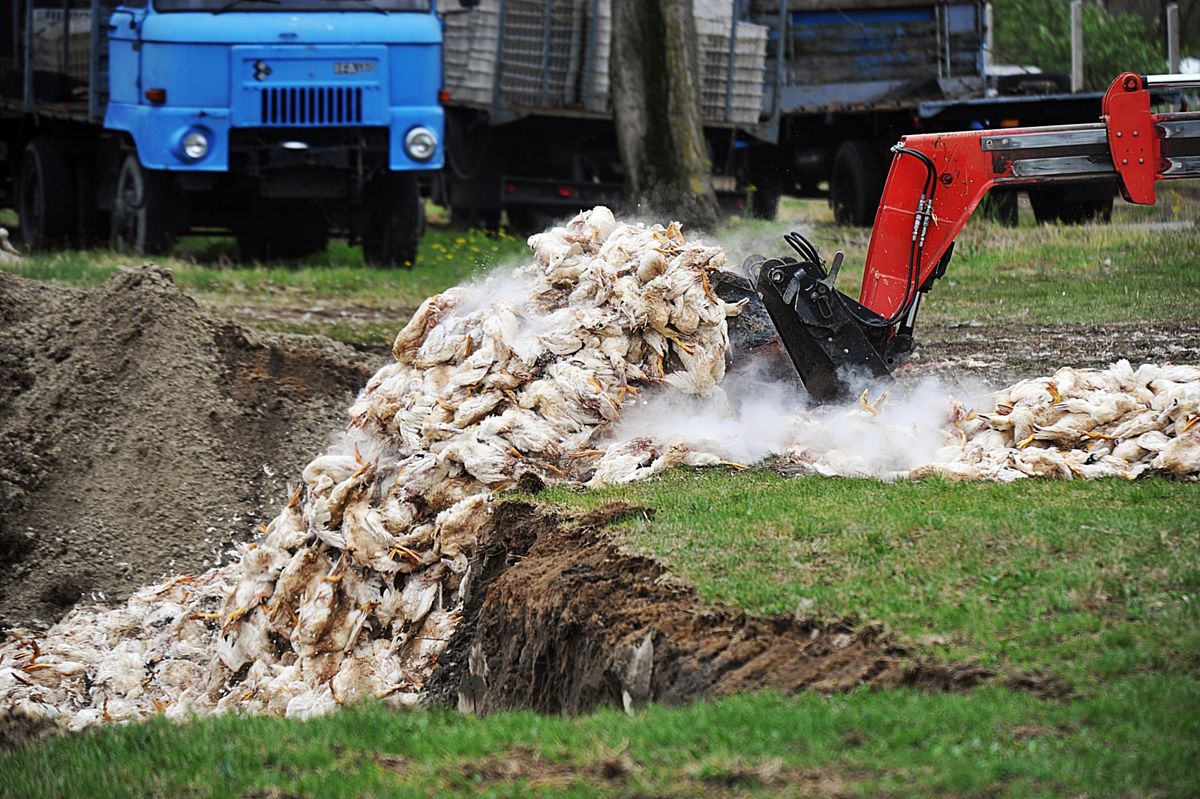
31, 9, 93, 83
443, 1, 502, 107
444, 0, 766, 122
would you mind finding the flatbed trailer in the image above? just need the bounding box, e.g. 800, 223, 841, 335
440, 0, 1178, 229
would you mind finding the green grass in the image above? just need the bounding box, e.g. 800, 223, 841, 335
2, 194, 1199, 796
4, 475, 1198, 798
923, 223, 1200, 325
5, 188, 1199, 343
1, 216, 530, 344
757, 185, 1200, 327
532, 473, 1200, 687
4, 682, 1199, 799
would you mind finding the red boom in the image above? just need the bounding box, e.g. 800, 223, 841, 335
858, 72, 1187, 321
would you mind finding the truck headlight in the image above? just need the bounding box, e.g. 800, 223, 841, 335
404, 127, 437, 162
182, 130, 210, 161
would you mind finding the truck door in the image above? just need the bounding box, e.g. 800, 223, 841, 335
106, 1, 145, 106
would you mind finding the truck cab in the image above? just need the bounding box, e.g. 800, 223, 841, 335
2, 0, 453, 264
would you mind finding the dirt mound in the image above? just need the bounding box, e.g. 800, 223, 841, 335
428, 502, 976, 715
0, 267, 376, 632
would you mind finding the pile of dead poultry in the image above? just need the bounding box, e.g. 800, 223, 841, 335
0, 207, 1196, 734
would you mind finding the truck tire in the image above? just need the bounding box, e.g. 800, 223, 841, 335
1029, 185, 1114, 225
1027, 187, 1062, 224
75, 159, 110, 246
111, 153, 178, 255
751, 180, 781, 221
505, 206, 554, 236
363, 172, 423, 268
748, 146, 786, 221
830, 140, 884, 227
978, 188, 1019, 227
1058, 183, 1114, 224
18, 139, 78, 250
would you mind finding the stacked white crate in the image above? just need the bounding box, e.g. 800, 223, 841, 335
583, 0, 766, 124
443, 0, 502, 107
497, 0, 585, 109
581, 0, 611, 113
696, 14, 768, 124
31, 9, 93, 83
443, 0, 766, 123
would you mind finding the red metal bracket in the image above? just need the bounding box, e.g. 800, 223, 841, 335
1102, 72, 1158, 204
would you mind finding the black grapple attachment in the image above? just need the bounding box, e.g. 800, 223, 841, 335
742, 233, 916, 403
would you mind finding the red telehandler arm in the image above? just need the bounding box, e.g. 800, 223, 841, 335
747, 73, 1200, 402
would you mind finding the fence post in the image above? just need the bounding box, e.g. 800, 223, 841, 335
1070, 0, 1083, 93
1166, 2, 1180, 75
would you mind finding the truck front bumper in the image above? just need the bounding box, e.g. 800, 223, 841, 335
104, 103, 443, 173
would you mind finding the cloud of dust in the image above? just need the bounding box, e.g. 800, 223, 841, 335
407, 211, 998, 478
611, 352, 996, 476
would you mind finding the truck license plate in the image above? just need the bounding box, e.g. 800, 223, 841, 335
334, 61, 376, 76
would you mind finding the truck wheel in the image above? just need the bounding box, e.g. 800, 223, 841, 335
1058, 184, 1114, 224
1029, 184, 1113, 225
505, 206, 553, 236
75, 159, 110, 246
751, 181, 781, 221
830, 141, 883, 227
1028, 187, 1062, 225
363, 173, 423, 268
748, 146, 786, 221
978, 188, 1018, 227
111, 153, 178, 255
450, 207, 500, 232
18, 139, 78, 250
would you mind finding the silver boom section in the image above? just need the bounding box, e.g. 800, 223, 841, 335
977, 113, 1200, 181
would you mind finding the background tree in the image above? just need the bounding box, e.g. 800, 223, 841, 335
609, 0, 721, 230
991, 0, 1192, 90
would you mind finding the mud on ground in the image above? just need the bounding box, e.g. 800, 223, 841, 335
218, 276, 1200, 393
0, 267, 378, 633
913, 319, 1200, 388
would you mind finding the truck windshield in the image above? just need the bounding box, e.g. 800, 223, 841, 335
153, 0, 431, 10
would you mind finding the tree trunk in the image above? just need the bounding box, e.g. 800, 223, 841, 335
610, 0, 722, 230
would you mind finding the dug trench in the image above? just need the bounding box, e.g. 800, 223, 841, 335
423, 500, 1057, 716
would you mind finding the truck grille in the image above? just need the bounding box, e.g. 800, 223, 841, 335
257, 86, 365, 126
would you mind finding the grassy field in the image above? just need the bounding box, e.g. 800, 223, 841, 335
4, 185, 1199, 344
2, 191, 1199, 796
3, 477, 1198, 798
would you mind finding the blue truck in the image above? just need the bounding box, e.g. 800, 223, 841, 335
1, 0, 462, 264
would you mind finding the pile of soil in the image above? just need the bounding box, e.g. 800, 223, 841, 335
0, 267, 377, 632
427, 502, 1002, 715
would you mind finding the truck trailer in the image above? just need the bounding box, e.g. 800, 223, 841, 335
438, 0, 1144, 230
1, 0, 454, 264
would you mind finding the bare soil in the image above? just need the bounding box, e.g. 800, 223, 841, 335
372, 746, 860, 798
214, 302, 417, 334
912, 319, 1200, 387
0, 267, 377, 633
